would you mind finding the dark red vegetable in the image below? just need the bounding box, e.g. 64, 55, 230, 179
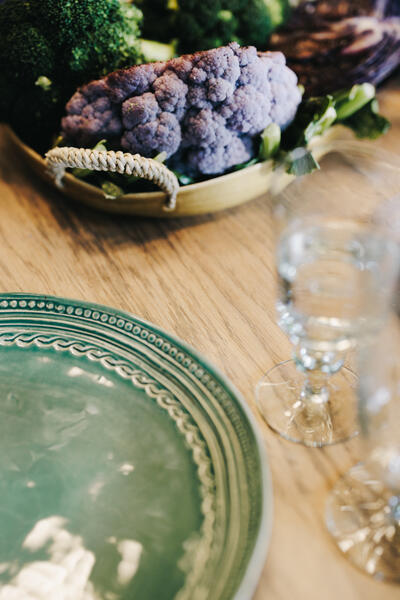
269, 0, 400, 95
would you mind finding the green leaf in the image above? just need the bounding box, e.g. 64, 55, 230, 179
35, 76, 52, 92
281, 95, 337, 149
232, 158, 259, 171
173, 172, 195, 186
93, 139, 107, 152
341, 99, 391, 140
71, 167, 92, 179
282, 84, 389, 154
52, 135, 64, 148
101, 180, 124, 199
285, 148, 320, 176
259, 123, 281, 160
154, 151, 167, 163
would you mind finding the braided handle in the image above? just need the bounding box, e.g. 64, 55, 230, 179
45, 147, 180, 211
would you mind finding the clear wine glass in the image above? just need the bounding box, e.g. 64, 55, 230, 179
326, 289, 400, 581
256, 143, 400, 447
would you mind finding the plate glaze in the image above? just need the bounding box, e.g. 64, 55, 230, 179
0, 294, 272, 600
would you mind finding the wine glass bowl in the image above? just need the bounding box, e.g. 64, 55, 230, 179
276, 218, 394, 351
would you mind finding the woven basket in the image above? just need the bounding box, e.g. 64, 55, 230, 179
6, 125, 354, 218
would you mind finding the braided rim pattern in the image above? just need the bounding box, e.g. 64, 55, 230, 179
45, 147, 180, 211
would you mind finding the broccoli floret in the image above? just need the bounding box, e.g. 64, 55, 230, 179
62, 42, 302, 177
0, 0, 143, 150
173, 0, 239, 53
138, 0, 290, 53
237, 0, 291, 48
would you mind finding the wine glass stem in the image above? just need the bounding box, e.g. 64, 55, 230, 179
294, 347, 345, 406
301, 375, 329, 405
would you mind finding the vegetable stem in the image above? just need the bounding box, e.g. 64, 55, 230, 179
334, 83, 376, 121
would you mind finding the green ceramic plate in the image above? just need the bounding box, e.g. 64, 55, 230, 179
0, 294, 272, 600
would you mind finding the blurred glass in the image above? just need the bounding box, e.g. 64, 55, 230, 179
326, 291, 400, 581
256, 142, 400, 447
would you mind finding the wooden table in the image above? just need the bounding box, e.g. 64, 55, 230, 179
0, 78, 399, 600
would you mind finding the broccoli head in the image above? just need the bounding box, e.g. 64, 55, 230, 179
0, 0, 143, 150
62, 43, 302, 177
138, 0, 290, 53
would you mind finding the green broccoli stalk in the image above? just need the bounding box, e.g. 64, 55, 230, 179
138, 0, 290, 53
0, 0, 143, 151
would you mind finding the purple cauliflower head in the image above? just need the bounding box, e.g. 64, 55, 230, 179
61, 43, 302, 177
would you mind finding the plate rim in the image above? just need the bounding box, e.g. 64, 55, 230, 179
0, 291, 273, 599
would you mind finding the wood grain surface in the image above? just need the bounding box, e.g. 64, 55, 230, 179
0, 77, 399, 600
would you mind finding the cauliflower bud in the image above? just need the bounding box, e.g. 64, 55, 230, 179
62, 43, 302, 177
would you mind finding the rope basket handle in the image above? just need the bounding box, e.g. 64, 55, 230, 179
45, 147, 180, 212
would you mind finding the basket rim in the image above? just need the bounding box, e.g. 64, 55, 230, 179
6, 126, 272, 203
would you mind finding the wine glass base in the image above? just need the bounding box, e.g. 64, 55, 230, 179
326, 463, 400, 582
255, 360, 358, 447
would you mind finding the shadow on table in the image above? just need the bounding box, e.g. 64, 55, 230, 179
47, 183, 237, 248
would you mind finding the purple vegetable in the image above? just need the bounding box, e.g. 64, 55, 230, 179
269, 0, 400, 96
62, 43, 301, 176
